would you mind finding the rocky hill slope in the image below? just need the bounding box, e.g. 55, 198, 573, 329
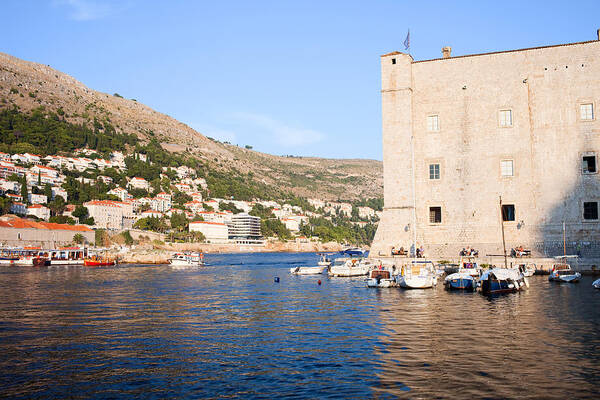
0, 52, 382, 200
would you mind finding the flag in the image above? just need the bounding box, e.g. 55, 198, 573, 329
403, 29, 410, 50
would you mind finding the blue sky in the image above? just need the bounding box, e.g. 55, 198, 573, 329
3, 1, 600, 160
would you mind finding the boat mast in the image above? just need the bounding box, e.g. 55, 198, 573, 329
410, 122, 417, 261
563, 221, 566, 257
499, 196, 507, 269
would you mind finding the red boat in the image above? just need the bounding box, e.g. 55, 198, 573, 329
83, 258, 116, 267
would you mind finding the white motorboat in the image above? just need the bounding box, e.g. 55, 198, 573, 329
169, 252, 204, 267
317, 253, 332, 267
366, 265, 396, 288
592, 278, 600, 289
290, 265, 326, 275
516, 262, 536, 277
457, 256, 482, 278
396, 261, 437, 289
328, 257, 370, 277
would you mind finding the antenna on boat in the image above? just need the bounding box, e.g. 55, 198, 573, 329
499, 196, 507, 269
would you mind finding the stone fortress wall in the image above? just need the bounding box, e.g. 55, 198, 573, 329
371, 30, 600, 258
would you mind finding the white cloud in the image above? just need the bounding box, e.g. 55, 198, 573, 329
232, 112, 325, 148
54, 0, 114, 21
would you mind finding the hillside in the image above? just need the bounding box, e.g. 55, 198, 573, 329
0, 52, 382, 201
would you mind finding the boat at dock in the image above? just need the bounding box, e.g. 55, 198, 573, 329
593, 279, 600, 289
396, 261, 437, 289
339, 247, 368, 257
444, 271, 477, 291
83, 257, 116, 267
549, 256, 581, 283
516, 262, 536, 277
328, 257, 370, 277
366, 263, 397, 288
317, 253, 333, 267
169, 252, 204, 267
480, 268, 528, 295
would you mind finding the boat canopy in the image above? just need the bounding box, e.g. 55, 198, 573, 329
480, 268, 521, 281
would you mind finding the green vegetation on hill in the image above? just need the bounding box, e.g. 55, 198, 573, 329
0, 106, 137, 155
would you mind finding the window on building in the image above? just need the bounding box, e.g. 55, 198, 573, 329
427, 115, 440, 132
429, 164, 440, 180
429, 206, 442, 224
583, 202, 598, 220
501, 204, 515, 221
582, 155, 597, 174
391, 58, 396, 65
499, 109, 513, 127
500, 160, 514, 177
580, 103, 594, 120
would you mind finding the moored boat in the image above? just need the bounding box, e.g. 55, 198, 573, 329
593, 278, 600, 289
366, 264, 396, 288
516, 262, 536, 277
290, 265, 326, 275
340, 247, 368, 257
328, 257, 370, 277
317, 253, 332, 267
396, 261, 437, 289
480, 268, 528, 295
549, 263, 581, 283
83, 258, 116, 267
444, 271, 477, 291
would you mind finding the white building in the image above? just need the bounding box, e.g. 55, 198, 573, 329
189, 221, 229, 243
358, 206, 375, 219
108, 187, 131, 202
228, 213, 261, 240
156, 192, 172, 212
84, 200, 135, 230
10, 202, 26, 215
128, 177, 149, 191
28, 193, 47, 205
27, 204, 50, 220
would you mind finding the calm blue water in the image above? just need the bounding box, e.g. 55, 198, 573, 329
0, 252, 599, 399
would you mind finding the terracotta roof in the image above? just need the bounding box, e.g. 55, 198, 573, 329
0, 217, 92, 231
380, 51, 403, 57
27, 204, 48, 209
190, 221, 226, 226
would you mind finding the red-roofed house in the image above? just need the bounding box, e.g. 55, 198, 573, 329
27, 204, 50, 221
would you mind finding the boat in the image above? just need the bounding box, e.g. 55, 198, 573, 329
83, 257, 116, 267
444, 271, 477, 291
516, 262, 536, 277
549, 256, 581, 283
317, 253, 332, 267
328, 257, 370, 277
340, 247, 368, 257
290, 265, 326, 275
366, 263, 397, 288
396, 261, 437, 289
480, 268, 528, 295
457, 256, 482, 277
169, 252, 204, 267
48, 247, 87, 265
593, 278, 600, 289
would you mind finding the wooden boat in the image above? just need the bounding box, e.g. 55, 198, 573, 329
83, 255, 116, 267
480, 268, 528, 295
444, 271, 477, 291
366, 266, 396, 288
549, 256, 581, 283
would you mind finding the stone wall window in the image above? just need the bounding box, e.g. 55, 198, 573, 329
500, 160, 514, 177
427, 115, 440, 131
499, 109, 513, 127
501, 204, 515, 221
429, 206, 442, 224
582, 155, 597, 174
429, 164, 440, 180
580, 103, 594, 121
583, 202, 598, 220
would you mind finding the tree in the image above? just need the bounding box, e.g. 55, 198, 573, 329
48, 195, 66, 216
44, 183, 52, 200
95, 229, 108, 247
49, 215, 75, 224
121, 230, 134, 245
170, 212, 188, 231
72, 205, 89, 223
0, 197, 13, 215
20, 176, 28, 204
73, 233, 85, 244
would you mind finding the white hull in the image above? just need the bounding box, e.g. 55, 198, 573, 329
593, 278, 600, 289
551, 273, 581, 283
0, 259, 17, 265
329, 265, 369, 277
397, 275, 436, 289
317, 261, 330, 267
169, 259, 202, 267
290, 266, 326, 275
49, 260, 84, 266
366, 278, 395, 288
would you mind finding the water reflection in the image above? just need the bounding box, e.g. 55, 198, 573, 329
0, 254, 598, 399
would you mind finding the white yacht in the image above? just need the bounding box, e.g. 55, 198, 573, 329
396, 261, 437, 289
366, 262, 397, 288
549, 256, 581, 283
328, 257, 370, 277
290, 265, 326, 275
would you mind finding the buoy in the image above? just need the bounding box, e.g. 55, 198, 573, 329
317, 280, 321, 285
274, 277, 280, 283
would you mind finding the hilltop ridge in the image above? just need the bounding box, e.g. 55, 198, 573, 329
0, 52, 382, 200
